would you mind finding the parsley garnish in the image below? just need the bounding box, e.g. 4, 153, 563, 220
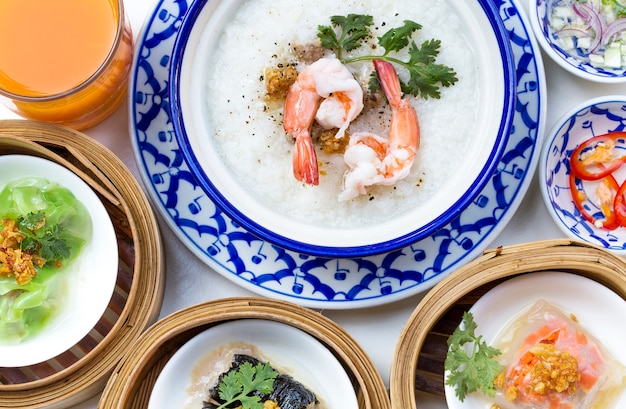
17, 211, 46, 231
317, 14, 458, 99
216, 361, 278, 409
17, 211, 71, 264
444, 311, 505, 402
318, 14, 374, 58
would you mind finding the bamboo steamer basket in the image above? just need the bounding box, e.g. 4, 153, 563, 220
390, 238, 626, 408
0, 120, 165, 408
99, 296, 391, 409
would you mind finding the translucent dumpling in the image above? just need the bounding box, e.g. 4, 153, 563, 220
490, 300, 626, 409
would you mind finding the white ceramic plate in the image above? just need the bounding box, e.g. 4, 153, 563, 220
148, 319, 358, 409
0, 155, 118, 367
129, 0, 545, 308
444, 271, 626, 408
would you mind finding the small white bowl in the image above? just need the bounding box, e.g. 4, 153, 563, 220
0, 155, 118, 367
539, 96, 626, 255
169, 0, 515, 257
444, 271, 626, 408
529, 0, 626, 83
148, 319, 358, 409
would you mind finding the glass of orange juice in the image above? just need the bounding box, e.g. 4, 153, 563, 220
0, 0, 133, 130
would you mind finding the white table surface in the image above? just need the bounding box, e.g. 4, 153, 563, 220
3, 0, 625, 407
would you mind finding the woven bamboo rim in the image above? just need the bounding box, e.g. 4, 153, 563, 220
99, 296, 391, 409
389, 238, 626, 408
0, 119, 165, 408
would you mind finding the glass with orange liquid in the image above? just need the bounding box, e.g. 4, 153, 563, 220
0, 0, 133, 130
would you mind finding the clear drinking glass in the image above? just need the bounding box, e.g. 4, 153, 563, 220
0, 0, 134, 130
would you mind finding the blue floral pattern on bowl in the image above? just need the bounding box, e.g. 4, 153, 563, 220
129, 0, 546, 308
540, 97, 626, 254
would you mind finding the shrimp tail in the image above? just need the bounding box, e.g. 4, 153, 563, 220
373, 59, 403, 108
284, 78, 321, 185
293, 133, 319, 185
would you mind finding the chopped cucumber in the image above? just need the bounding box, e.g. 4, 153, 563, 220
604, 43, 623, 67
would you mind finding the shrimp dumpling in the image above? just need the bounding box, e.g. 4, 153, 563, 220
491, 300, 626, 409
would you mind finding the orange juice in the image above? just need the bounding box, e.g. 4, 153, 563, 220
0, 0, 133, 130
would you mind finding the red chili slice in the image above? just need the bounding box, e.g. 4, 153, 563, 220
615, 180, 626, 227
570, 131, 626, 180
569, 172, 621, 230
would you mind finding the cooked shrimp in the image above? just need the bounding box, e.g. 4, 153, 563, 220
283, 57, 364, 185
339, 59, 420, 201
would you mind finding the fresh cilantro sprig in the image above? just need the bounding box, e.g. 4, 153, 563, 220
318, 14, 374, 59
444, 311, 505, 402
317, 14, 458, 99
216, 361, 278, 409
17, 211, 71, 264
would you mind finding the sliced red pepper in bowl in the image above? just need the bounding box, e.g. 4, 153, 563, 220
569, 172, 621, 230
570, 131, 626, 180
614, 180, 626, 227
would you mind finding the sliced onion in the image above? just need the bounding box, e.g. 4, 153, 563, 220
557, 27, 593, 38
572, 2, 606, 51
603, 18, 626, 44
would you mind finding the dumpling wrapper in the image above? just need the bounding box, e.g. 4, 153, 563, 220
491, 300, 626, 409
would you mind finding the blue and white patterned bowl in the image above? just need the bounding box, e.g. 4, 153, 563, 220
529, 0, 626, 83
169, 0, 516, 258
540, 96, 626, 255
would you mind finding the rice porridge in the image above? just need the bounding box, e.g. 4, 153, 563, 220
204, 0, 479, 228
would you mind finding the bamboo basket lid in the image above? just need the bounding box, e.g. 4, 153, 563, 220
99, 296, 391, 409
389, 238, 626, 408
0, 120, 165, 408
